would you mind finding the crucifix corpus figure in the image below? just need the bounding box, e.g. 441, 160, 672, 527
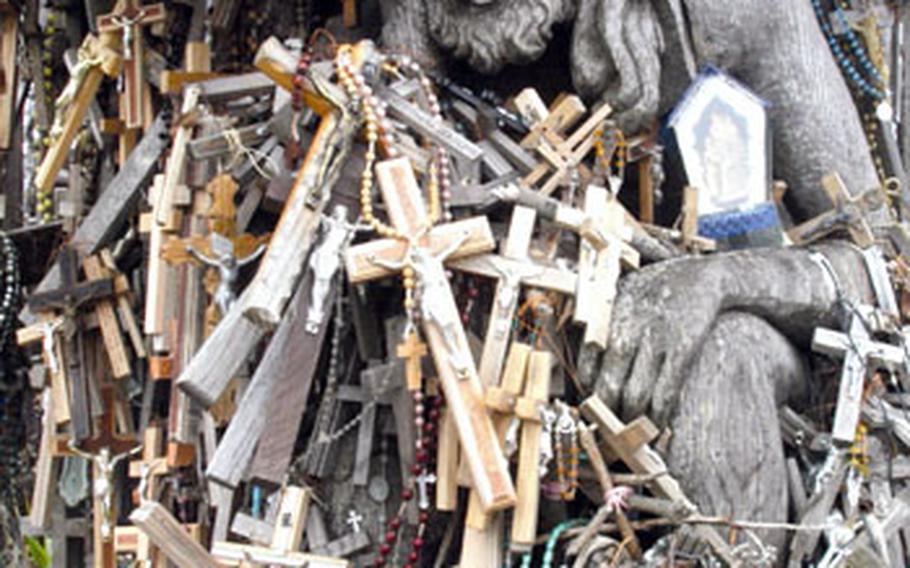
186, 232, 266, 316
305, 205, 360, 333
68, 442, 141, 540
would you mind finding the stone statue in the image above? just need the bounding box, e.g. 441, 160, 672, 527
380, 0, 894, 555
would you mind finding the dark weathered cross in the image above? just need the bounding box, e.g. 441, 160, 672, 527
28, 246, 114, 443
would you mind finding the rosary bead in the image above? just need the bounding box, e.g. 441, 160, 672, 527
374, 558, 386, 567
389, 517, 402, 530
385, 530, 398, 544
409, 551, 420, 562
379, 543, 391, 555
412, 537, 424, 549
401, 488, 414, 501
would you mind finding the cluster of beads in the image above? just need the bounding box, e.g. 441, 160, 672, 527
862, 112, 888, 182
0, 232, 20, 351
811, 0, 886, 100
373, 392, 442, 567
833, 1, 885, 86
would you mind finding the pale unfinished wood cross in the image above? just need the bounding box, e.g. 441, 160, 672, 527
96, 0, 166, 130
344, 156, 516, 513
812, 305, 906, 445
520, 93, 613, 196
0, 3, 17, 150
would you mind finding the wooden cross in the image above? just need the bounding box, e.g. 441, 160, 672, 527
459, 343, 532, 566
812, 305, 906, 445
65, 387, 140, 568
787, 173, 882, 247
130, 501, 218, 568
242, 37, 355, 328
581, 396, 738, 565
510, 349, 553, 550
344, 157, 516, 513
0, 3, 17, 150
448, 205, 576, 388
211, 486, 349, 567
397, 329, 428, 391
520, 94, 613, 196
28, 246, 114, 443
96, 0, 165, 130
574, 185, 637, 349
33, 33, 122, 199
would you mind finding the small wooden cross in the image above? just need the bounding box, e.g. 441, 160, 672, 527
130, 501, 218, 568
397, 328, 428, 391
344, 157, 516, 513
812, 305, 906, 445
96, 0, 166, 129
28, 246, 114, 443
581, 396, 738, 564
520, 93, 613, 196
788, 172, 882, 247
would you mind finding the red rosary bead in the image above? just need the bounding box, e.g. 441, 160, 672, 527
385, 531, 397, 544
401, 488, 414, 501
409, 551, 420, 562
412, 537, 424, 549
379, 543, 391, 555
389, 517, 401, 530
374, 558, 386, 567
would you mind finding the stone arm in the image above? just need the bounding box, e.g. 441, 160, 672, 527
590, 242, 874, 427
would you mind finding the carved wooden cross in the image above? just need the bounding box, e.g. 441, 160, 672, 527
28, 246, 114, 443
33, 33, 122, 199
812, 306, 906, 445
96, 0, 166, 129
449, 205, 576, 388
787, 172, 881, 247
520, 93, 613, 196
345, 157, 516, 513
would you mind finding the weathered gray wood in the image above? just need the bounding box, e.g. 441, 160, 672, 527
207, 272, 325, 488
29, 115, 169, 303
246, 271, 337, 486
231, 512, 274, 546
381, 88, 484, 167
176, 287, 264, 407
130, 502, 219, 568
196, 72, 274, 102
188, 122, 271, 161
788, 449, 849, 567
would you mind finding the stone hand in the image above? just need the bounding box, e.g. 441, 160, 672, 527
595, 255, 724, 427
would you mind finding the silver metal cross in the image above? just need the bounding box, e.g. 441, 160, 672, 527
345, 509, 364, 533
415, 470, 437, 510
39, 318, 65, 375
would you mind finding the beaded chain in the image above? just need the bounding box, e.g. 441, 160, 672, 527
811, 0, 886, 100
0, 233, 20, 354
374, 392, 443, 567
35, 10, 65, 222
553, 402, 580, 501
862, 111, 888, 183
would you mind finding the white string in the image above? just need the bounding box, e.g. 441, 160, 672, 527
221, 127, 278, 181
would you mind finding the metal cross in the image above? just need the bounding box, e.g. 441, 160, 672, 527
345, 510, 364, 534
415, 470, 437, 510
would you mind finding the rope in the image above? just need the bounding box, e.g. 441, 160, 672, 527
221, 127, 278, 180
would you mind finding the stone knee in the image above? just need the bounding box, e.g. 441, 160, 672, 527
666, 311, 808, 554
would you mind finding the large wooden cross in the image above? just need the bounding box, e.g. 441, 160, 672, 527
28, 246, 114, 443
96, 0, 166, 130
344, 157, 516, 513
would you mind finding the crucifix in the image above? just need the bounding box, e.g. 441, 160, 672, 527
66, 386, 141, 568
306, 205, 359, 333
33, 32, 122, 216
811, 305, 907, 445
16, 316, 67, 420
344, 156, 515, 513
242, 37, 356, 329
787, 172, 882, 247
27, 246, 114, 443
96, 0, 166, 130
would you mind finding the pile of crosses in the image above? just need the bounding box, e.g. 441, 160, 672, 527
6, 4, 910, 568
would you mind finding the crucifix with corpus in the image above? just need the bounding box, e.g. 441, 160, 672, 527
344, 156, 516, 513
65, 387, 141, 568
96, 0, 166, 130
